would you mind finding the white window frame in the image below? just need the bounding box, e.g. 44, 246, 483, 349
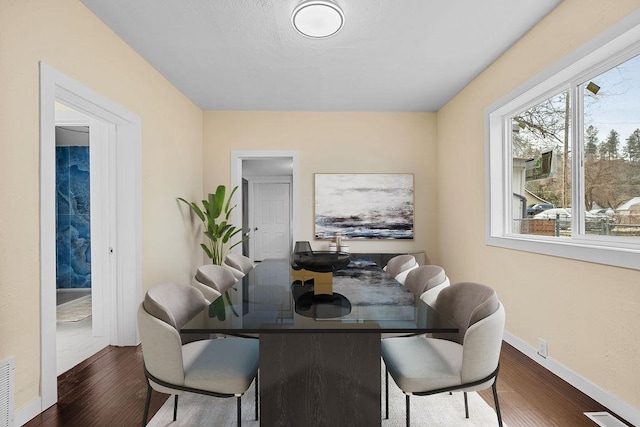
485, 12, 640, 271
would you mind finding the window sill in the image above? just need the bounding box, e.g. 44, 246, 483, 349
486, 234, 640, 271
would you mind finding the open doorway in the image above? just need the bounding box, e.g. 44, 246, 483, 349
231, 151, 300, 261
54, 112, 110, 375
40, 62, 142, 411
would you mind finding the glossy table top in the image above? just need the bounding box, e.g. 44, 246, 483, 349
181, 258, 457, 334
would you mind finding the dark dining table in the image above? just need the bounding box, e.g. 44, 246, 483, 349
181, 257, 457, 427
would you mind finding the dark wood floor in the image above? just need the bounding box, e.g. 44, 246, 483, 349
24, 342, 628, 427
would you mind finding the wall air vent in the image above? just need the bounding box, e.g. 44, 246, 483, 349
0, 357, 15, 427
584, 412, 628, 427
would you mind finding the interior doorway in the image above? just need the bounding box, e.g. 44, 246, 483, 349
231, 151, 299, 261
40, 62, 142, 411
54, 111, 110, 375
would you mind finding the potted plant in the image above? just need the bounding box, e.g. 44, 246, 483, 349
178, 185, 246, 319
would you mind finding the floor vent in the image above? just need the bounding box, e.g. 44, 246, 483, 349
585, 411, 628, 427
0, 357, 15, 427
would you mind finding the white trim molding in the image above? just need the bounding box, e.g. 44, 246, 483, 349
504, 332, 640, 426
230, 150, 300, 253
38, 62, 142, 415
485, 9, 640, 271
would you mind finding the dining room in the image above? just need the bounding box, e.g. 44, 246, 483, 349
3, 1, 640, 426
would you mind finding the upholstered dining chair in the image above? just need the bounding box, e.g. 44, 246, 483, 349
381, 282, 505, 427
383, 254, 419, 285
382, 265, 450, 340
193, 264, 238, 302
224, 253, 256, 278
138, 283, 259, 427
403, 265, 450, 304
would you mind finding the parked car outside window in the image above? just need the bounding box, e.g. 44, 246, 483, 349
589, 208, 615, 217
526, 203, 555, 217
534, 207, 570, 219
534, 208, 597, 220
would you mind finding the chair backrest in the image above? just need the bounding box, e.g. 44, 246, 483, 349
144, 282, 208, 329
404, 265, 446, 297
138, 283, 208, 388
138, 305, 185, 388
224, 253, 255, 275
461, 302, 505, 385
383, 254, 418, 278
432, 282, 504, 385
433, 282, 500, 345
195, 264, 237, 293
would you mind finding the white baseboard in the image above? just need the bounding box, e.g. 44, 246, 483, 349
504, 332, 640, 426
15, 397, 42, 426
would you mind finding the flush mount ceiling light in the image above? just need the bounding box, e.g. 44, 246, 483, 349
292, 0, 344, 39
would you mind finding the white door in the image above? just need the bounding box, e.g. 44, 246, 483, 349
55, 111, 111, 339
252, 182, 291, 261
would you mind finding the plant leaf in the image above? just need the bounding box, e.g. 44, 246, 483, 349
224, 186, 238, 219
212, 186, 225, 219
177, 197, 206, 222
224, 290, 239, 317
209, 296, 226, 321
200, 243, 213, 259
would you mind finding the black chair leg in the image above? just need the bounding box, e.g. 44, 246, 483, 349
173, 395, 178, 421
237, 395, 242, 427
385, 366, 389, 419
492, 381, 503, 427
405, 394, 410, 427
255, 373, 259, 420
141, 381, 152, 427
464, 392, 469, 418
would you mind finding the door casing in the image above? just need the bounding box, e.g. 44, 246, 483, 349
39, 62, 142, 413
230, 151, 299, 259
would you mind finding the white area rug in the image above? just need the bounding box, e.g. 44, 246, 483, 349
147, 370, 504, 426
57, 296, 92, 322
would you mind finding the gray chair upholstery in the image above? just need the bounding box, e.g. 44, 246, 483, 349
409, 265, 450, 307
138, 283, 259, 426
404, 265, 448, 300
224, 253, 256, 276
194, 264, 238, 302
381, 282, 505, 426
382, 265, 450, 340
383, 254, 419, 285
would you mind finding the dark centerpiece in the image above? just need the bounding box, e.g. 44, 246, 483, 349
290, 241, 352, 319
291, 250, 351, 272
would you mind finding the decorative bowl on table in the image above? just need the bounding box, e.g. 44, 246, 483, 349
290, 251, 351, 272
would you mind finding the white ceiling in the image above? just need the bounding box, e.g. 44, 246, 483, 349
80, 0, 562, 112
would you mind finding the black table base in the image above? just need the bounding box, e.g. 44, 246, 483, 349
259, 333, 381, 426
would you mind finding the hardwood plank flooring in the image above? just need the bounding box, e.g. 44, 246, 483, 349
477, 343, 631, 427
24, 342, 630, 427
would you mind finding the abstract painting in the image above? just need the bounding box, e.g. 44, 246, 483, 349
314, 173, 414, 240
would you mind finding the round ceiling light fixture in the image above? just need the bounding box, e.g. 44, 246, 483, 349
292, 0, 344, 39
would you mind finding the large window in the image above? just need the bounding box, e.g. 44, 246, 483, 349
486, 17, 640, 270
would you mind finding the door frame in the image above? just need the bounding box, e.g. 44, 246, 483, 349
248, 177, 292, 260
230, 151, 299, 258
39, 62, 142, 411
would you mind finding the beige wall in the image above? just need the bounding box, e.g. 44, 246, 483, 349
437, 0, 640, 409
0, 0, 203, 410
3, 0, 640, 419
203, 111, 438, 256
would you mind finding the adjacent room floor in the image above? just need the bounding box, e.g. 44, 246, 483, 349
56, 289, 109, 376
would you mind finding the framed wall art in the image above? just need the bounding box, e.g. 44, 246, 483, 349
314, 173, 414, 240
